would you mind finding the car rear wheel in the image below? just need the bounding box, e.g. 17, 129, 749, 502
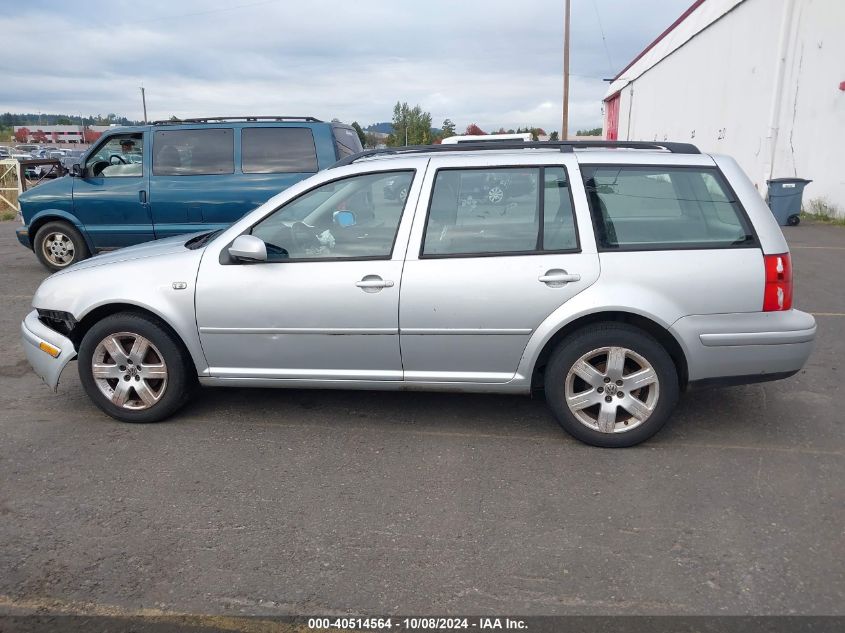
78, 312, 195, 423
33, 221, 90, 272
544, 323, 679, 447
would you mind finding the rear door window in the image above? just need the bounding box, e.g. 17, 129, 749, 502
153, 129, 234, 176
332, 125, 363, 158
581, 165, 755, 249
421, 166, 579, 257
241, 127, 318, 174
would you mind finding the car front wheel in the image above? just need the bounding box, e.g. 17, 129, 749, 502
78, 312, 195, 423
544, 323, 679, 447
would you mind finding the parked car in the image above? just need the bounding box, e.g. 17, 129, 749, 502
21, 140, 816, 447
14, 116, 363, 271
0, 146, 11, 158
58, 149, 85, 172
15, 144, 41, 153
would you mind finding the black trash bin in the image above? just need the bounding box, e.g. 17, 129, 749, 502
767, 178, 812, 227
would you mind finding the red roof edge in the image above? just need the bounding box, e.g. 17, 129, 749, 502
610, 0, 708, 84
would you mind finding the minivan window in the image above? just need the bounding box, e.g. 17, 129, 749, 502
332, 125, 363, 158
241, 127, 318, 174
581, 165, 754, 250
85, 133, 143, 177
153, 129, 234, 176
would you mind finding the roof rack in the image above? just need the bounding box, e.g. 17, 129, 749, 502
331, 140, 700, 168
151, 116, 322, 125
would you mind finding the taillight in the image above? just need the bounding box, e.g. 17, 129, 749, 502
763, 253, 793, 311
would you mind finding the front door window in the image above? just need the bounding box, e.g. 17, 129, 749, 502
86, 134, 144, 177
250, 171, 414, 261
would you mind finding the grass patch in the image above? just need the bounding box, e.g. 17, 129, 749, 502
801, 197, 845, 226
0, 210, 18, 222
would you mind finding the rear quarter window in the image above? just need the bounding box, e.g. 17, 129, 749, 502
241, 127, 318, 174
581, 165, 755, 250
332, 126, 363, 158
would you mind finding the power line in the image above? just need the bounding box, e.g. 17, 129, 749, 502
592, 0, 615, 75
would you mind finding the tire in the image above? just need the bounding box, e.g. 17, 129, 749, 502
78, 312, 196, 423
33, 220, 90, 272
543, 323, 679, 447
787, 214, 801, 226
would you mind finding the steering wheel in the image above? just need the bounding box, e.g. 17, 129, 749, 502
290, 221, 320, 252
110, 154, 127, 165
90, 160, 110, 176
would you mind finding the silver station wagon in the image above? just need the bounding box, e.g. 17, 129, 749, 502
21, 141, 817, 447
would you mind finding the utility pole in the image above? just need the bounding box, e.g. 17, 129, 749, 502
562, 0, 571, 140
140, 86, 148, 124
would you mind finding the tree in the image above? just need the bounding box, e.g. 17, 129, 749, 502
364, 132, 382, 148
441, 118, 456, 138
56, 116, 72, 125
351, 121, 366, 147
465, 123, 486, 136
576, 127, 602, 136
388, 101, 433, 146
549, 131, 559, 141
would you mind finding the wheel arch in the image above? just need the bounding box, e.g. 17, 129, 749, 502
529, 310, 689, 393
70, 302, 199, 378
28, 210, 95, 253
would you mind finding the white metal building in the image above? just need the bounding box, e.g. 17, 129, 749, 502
603, 0, 845, 217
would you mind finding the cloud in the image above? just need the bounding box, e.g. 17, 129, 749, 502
1, 0, 689, 133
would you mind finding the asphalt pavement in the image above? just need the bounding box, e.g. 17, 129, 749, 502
0, 219, 843, 617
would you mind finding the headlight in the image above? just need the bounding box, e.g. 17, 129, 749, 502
36, 309, 77, 337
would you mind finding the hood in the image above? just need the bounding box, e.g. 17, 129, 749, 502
19, 176, 74, 219
52, 232, 207, 276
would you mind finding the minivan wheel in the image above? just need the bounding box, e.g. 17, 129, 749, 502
33, 221, 90, 271
544, 323, 679, 447
78, 312, 195, 423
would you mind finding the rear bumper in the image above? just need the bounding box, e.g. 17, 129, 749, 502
671, 310, 816, 384
20, 310, 76, 391
15, 226, 31, 249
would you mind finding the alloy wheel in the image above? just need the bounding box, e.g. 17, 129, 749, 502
564, 346, 660, 433
41, 231, 75, 267
91, 332, 168, 410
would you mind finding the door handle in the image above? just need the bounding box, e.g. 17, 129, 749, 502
139, 190, 147, 203
538, 269, 581, 286
355, 276, 394, 292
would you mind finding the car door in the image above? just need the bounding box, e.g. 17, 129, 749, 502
72, 131, 153, 249
399, 155, 600, 384
194, 165, 423, 382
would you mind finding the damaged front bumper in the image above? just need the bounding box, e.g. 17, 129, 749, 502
21, 309, 76, 391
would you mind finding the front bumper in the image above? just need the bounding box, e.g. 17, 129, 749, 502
15, 226, 31, 249
21, 310, 76, 391
671, 309, 817, 385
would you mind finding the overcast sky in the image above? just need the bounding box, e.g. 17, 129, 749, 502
1, 0, 690, 133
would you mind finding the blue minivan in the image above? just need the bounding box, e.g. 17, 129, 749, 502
15, 116, 363, 271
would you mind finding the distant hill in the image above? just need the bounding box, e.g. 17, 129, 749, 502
364, 122, 393, 134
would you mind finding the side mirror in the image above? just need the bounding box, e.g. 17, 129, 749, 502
333, 210, 357, 227
71, 163, 83, 177
228, 234, 267, 263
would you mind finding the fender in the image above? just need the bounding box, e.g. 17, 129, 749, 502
31, 247, 210, 377
26, 209, 96, 253
514, 280, 686, 386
